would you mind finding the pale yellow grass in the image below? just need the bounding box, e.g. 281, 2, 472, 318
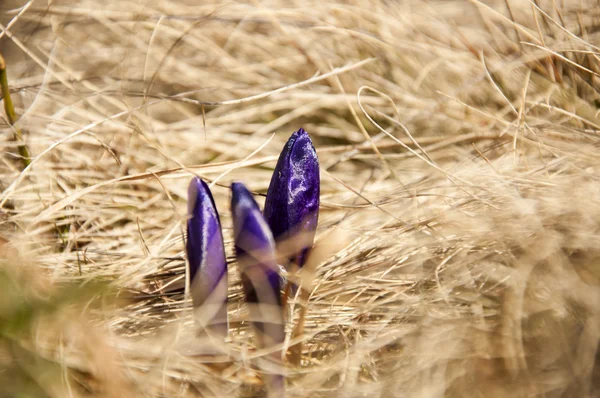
1, 0, 600, 397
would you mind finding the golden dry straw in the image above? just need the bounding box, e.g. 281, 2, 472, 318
1, 0, 599, 397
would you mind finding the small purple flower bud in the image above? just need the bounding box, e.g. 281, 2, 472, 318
264, 128, 319, 268
231, 182, 284, 342
231, 182, 285, 394
187, 177, 228, 338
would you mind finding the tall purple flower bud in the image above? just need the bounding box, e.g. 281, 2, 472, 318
264, 128, 319, 269
186, 177, 228, 339
231, 182, 285, 396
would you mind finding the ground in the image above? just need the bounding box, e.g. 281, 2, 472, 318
1, 0, 599, 397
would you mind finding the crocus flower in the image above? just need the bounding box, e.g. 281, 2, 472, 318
187, 177, 228, 339
263, 128, 319, 269
231, 182, 285, 396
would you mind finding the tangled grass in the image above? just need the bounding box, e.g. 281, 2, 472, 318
1, 0, 600, 396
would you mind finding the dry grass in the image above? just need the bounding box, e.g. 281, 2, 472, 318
1, 0, 600, 396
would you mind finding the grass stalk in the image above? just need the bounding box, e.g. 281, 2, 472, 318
0, 52, 31, 169
287, 285, 309, 366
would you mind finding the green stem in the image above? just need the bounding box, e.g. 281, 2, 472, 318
0, 53, 31, 169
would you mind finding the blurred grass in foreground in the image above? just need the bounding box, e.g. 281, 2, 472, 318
0, 255, 122, 397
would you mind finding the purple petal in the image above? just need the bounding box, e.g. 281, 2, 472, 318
264, 128, 320, 267
231, 182, 284, 347
186, 177, 228, 336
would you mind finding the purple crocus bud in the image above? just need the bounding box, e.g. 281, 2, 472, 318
187, 177, 228, 339
231, 182, 285, 395
264, 128, 319, 269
